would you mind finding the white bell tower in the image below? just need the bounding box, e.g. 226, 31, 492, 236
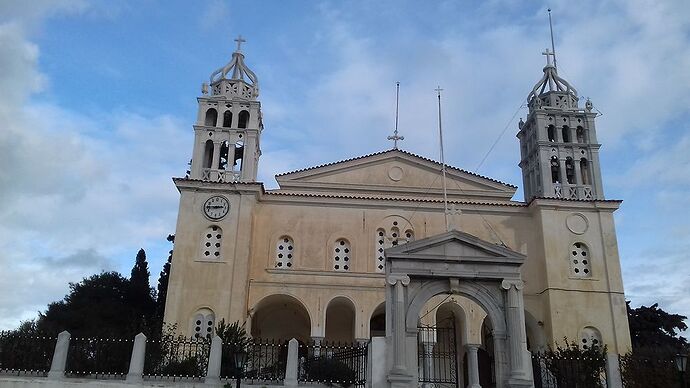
517, 49, 605, 201
189, 36, 262, 183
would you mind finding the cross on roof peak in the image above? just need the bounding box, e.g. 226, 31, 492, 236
542, 48, 555, 66
234, 35, 246, 52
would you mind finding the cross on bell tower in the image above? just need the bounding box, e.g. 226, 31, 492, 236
234, 35, 246, 52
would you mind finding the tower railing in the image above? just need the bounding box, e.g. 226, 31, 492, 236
201, 168, 241, 183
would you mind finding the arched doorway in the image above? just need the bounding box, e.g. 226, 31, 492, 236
324, 297, 355, 343
250, 294, 311, 343
369, 302, 386, 338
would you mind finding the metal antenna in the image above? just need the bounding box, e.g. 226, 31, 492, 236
435, 86, 450, 232
387, 82, 404, 149
548, 8, 558, 71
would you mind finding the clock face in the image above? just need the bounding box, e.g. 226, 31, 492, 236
203, 196, 230, 220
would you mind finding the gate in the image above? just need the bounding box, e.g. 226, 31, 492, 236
418, 325, 459, 388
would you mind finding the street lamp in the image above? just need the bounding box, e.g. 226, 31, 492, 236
675, 353, 687, 388
233, 350, 247, 388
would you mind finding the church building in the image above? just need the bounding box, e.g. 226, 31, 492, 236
163, 38, 632, 373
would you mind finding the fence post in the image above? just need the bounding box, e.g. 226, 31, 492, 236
47, 330, 70, 380
606, 353, 623, 388
284, 338, 299, 387
206, 335, 223, 385
126, 332, 147, 383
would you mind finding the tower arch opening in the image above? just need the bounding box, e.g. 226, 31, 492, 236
222, 110, 233, 127
238, 110, 250, 128
205, 108, 218, 126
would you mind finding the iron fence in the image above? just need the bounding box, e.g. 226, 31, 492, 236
532, 353, 607, 388
220, 339, 288, 383
64, 336, 133, 379
417, 325, 459, 388
298, 340, 368, 387
0, 331, 55, 376
143, 337, 210, 381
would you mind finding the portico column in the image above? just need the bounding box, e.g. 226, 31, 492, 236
465, 344, 482, 388
501, 279, 531, 385
387, 274, 410, 375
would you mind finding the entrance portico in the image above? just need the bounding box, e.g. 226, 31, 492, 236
384, 230, 534, 388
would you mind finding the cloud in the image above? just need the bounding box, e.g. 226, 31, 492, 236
0, 7, 189, 330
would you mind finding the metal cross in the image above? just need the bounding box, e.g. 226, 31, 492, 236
542, 48, 555, 66
387, 132, 404, 148
234, 35, 246, 51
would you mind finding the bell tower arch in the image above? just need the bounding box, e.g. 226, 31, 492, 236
190, 35, 262, 183
517, 49, 605, 201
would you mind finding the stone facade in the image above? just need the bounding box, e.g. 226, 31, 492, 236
163, 41, 632, 376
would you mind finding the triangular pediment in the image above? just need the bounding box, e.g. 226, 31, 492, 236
385, 230, 525, 266
274, 149, 516, 201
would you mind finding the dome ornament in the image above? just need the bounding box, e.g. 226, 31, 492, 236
207, 35, 259, 99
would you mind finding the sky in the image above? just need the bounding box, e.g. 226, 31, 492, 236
0, 0, 689, 331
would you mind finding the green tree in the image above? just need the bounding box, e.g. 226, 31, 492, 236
155, 235, 175, 328
37, 272, 136, 337
129, 248, 156, 332
627, 301, 688, 356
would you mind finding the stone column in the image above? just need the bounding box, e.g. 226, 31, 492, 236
606, 353, 624, 388
284, 338, 299, 387
558, 159, 567, 187
574, 158, 583, 185
501, 280, 532, 386
387, 275, 410, 375
211, 141, 221, 171
48, 330, 70, 380
311, 336, 324, 357
126, 333, 147, 383
205, 335, 223, 385
465, 344, 482, 388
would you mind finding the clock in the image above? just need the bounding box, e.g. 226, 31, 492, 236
203, 196, 230, 220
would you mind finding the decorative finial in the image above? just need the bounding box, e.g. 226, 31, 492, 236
518, 118, 524, 129
585, 98, 593, 112
387, 82, 404, 149
234, 35, 246, 52
201, 82, 209, 95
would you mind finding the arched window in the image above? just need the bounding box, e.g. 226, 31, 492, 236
205, 108, 218, 127
203, 140, 214, 169
218, 141, 229, 170
276, 236, 294, 269
375, 229, 386, 273
222, 111, 233, 128
562, 126, 571, 143
570, 242, 592, 278
374, 220, 414, 273
333, 239, 351, 272
191, 308, 215, 339
580, 159, 590, 185
201, 226, 222, 260
580, 327, 602, 349
576, 126, 586, 143
238, 110, 250, 129
547, 125, 556, 142
565, 157, 575, 184
550, 156, 560, 183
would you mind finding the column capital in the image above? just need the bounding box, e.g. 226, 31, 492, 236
386, 274, 410, 286
465, 343, 481, 351
501, 279, 524, 291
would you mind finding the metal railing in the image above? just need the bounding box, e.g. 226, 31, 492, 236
143, 337, 210, 381
532, 353, 607, 388
298, 340, 368, 387
0, 331, 55, 376
220, 339, 288, 383
65, 337, 133, 379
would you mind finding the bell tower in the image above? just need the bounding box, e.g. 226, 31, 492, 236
189, 36, 262, 183
517, 49, 605, 201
